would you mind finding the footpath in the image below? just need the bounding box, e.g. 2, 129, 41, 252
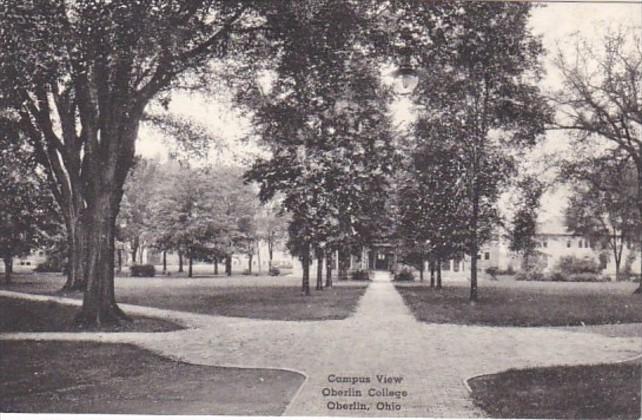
1, 273, 640, 417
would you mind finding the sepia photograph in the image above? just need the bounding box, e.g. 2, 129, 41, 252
0, 1, 641, 419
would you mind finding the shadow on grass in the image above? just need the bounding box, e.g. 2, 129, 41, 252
396, 284, 642, 327
117, 285, 368, 321
468, 359, 641, 419
0, 341, 305, 415
0, 297, 182, 332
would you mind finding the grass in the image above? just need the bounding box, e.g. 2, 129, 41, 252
396, 284, 642, 327
115, 285, 367, 320
0, 341, 304, 415
1, 273, 368, 321
468, 359, 641, 419
0, 296, 181, 332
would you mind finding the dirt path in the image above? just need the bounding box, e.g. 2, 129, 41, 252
1, 273, 640, 417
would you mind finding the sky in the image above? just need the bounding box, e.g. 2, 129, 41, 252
135, 1, 642, 228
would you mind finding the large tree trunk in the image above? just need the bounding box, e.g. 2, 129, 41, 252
225, 255, 232, 276
213, 256, 218, 275
63, 217, 89, 291
470, 189, 479, 302
268, 243, 273, 271
325, 252, 333, 288
117, 248, 122, 273
162, 250, 167, 274
178, 251, 184, 273
338, 245, 350, 281
436, 258, 442, 289
75, 195, 129, 326
636, 170, 642, 294
316, 250, 324, 291
131, 236, 138, 265
430, 259, 435, 288
188, 253, 193, 278
247, 254, 253, 274
301, 243, 310, 295
3, 256, 12, 284
419, 258, 424, 282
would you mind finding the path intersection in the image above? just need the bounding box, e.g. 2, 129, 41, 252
1, 272, 640, 417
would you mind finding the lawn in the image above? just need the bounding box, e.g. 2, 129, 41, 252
396, 282, 642, 327
468, 359, 641, 419
0, 341, 304, 415
1, 273, 368, 321
0, 296, 181, 332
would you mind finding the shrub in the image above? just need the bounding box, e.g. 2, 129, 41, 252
555, 255, 601, 274
350, 269, 371, 281
130, 264, 155, 277
268, 267, 280, 276
485, 266, 499, 276
394, 268, 415, 282
547, 271, 608, 282
515, 256, 547, 281
34, 259, 64, 273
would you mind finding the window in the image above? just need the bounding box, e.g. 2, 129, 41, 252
484, 252, 490, 260
38, 251, 44, 256
578, 240, 583, 248
543, 241, 548, 248
567, 240, 571, 248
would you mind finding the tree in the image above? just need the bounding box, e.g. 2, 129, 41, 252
554, 29, 642, 291
255, 201, 289, 271
396, 1, 550, 301
508, 176, 546, 270
117, 157, 161, 265
243, 1, 396, 294
561, 156, 639, 280
0, 122, 57, 283
0, 1, 272, 324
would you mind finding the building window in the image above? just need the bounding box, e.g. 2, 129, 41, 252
543, 241, 548, 248
484, 252, 490, 260
578, 240, 583, 248
38, 251, 44, 256
567, 240, 571, 248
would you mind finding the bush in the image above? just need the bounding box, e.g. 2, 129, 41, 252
34, 259, 64, 273
350, 269, 371, 281
130, 264, 156, 277
555, 255, 601, 274
268, 267, 280, 276
394, 268, 415, 282
547, 271, 608, 282
485, 266, 499, 276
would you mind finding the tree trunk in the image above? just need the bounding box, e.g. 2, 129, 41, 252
75, 196, 129, 326
131, 240, 138, 265
430, 260, 435, 288
213, 256, 218, 275
636, 169, 642, 293
325, 252, 333, 288
436, 258, 442, 289
117, 248, 122, 273
301, 243, 310, 295
162, 250, 167, 274
338, 245, 350, 281
178, 251, 184, 273
3, 256, 12, 284
316, 250, 324, 291
419, 259, 424, 282
188, 253, 193, 278
470, 189, 480, 302
268, 244, 273, 271
63, 218, 88, 291
248, 254, 253, 274
225, 255, 232, 276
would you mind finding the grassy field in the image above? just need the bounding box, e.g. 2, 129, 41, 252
0, 296, 181, 332
396, 282, 642, 327
468, 359, 641, 419
1, 273, 368, 321
0, 341, 304, 415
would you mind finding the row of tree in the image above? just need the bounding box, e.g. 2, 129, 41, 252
116, 158, 288, 278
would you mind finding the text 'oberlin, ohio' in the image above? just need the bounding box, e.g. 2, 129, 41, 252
322, 374, 408, 412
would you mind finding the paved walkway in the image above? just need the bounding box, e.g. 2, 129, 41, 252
1, 272, 641, 417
